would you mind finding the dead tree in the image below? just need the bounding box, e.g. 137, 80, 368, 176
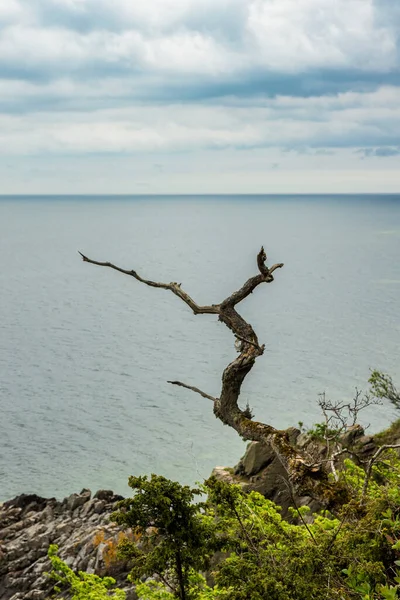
79, 247, 338, 504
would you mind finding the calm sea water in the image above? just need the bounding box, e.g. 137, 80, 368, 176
1, 195, 400, 501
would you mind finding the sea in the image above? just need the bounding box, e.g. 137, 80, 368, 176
1, 194, 399, 501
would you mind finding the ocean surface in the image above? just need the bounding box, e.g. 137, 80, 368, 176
1, 194, 400, 502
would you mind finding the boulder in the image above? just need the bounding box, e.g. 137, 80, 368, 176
65, 489, 91, 512
286, 427, 301, 445
339, 424, 365, 447
240, 441, 275, 477
93, 490, 114, 501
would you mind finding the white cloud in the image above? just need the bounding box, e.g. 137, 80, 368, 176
0, 0, 399, 192
0, 0, 24, 23
0, 86, 399, 156
247, 0, 397, 71
1, 0, 398, 76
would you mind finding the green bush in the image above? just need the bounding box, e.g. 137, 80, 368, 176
47, 544, 126, 599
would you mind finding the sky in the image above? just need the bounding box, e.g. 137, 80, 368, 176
1, 0, 400, 194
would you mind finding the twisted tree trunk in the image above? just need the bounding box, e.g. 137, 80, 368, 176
79, 247, 337, 504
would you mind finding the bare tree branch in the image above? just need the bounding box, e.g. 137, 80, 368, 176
220, 247, 283, 309
167, 381, 217, 402
78, 252, 220, 315
315, 389, 383, 481
279, 476, 317, 544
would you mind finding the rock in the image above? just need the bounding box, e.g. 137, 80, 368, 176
241, 442, 275, 477
0, 489, 131, 600
3, 495, 53, 513
112, 494, 125, 502
215, 446, 295, 516
66, 489, 91, 512
94, 490, 114, 501
80, 499, 97, 518
122, 587, 139, 600
247, 455, 291, 511
296, 496, 324, 523
286, 427, 301, 446
296, 433, 311, 449
218, 432, 336, 518
358, 435, 373, 445
93, 500, 106, 514
211, 467, 241, 486
25, 591, 45, 600
339, 424, 365, 447
355, 436, 377, 457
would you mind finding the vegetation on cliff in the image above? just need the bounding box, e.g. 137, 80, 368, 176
49, 429, 400, 599
53, 247, 400, 599
48, 369, 400, 599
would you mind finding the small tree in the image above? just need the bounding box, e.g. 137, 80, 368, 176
113, 474, 217, 600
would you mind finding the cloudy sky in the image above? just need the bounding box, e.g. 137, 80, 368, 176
1, 0, 400, 193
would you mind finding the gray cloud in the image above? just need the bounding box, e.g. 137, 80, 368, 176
1, 1, 398, 85
0, 0, 399, 193
31, 0, 249, 44
356, 147, 400, 157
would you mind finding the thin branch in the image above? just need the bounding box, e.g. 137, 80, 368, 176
306, 448, 359, 471
269, 263, 286, 275
167, 381, 217, 402
325, 506, 351, 552
232, 503, 262, 563
280, 476, 317, 544
78, 252, 220, 315
330, 448, 359, 482
361, 444, 400, 505
317, 389, 382, 481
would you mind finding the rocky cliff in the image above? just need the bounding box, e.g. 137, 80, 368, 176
1, 421, 396, 599
212, 424, 380, 516
0, 489, 132, 600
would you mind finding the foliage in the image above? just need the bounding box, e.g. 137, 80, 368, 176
47, 544, 126, 599
112, 474, 218, 600
47, 451, 400, 600
307, 420, 340, 441
369, 370, 400, 410
204, 470, 400, 600
135, 573, 232, 600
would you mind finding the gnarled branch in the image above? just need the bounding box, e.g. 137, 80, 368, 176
80, 247, 335, 501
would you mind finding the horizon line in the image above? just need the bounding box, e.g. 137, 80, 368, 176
1, 192, 400, 198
